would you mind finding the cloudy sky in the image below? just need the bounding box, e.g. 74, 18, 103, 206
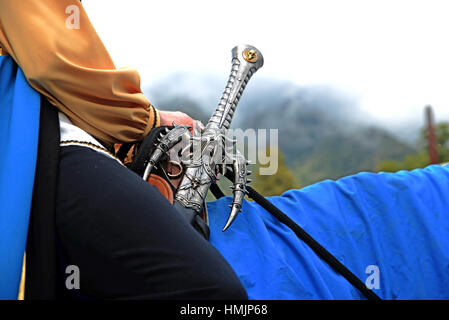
83, 0, 449, 126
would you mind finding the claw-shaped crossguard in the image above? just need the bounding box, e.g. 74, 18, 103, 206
143, 44, 264, 231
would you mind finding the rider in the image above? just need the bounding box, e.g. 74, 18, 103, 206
0, 0, 247, 300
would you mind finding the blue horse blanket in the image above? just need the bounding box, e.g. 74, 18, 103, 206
208, 165, 449, 300
1, 55, 449, 300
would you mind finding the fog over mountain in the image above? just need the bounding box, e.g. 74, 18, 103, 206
145, 72, 423, 139
144, 73, 417, 185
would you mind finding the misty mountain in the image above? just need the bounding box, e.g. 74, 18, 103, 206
144, 73, 416, 186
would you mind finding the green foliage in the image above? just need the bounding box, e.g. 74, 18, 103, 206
378, 152, 430, 172
379, 121, 449, 172
251, 148, 300, 196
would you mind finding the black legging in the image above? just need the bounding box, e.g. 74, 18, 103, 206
55, 146, 247, 300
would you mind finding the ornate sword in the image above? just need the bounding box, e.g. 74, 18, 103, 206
143, 44, 264, 232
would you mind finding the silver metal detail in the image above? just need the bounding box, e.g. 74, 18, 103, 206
208, 45, 264, 130
145, 44, 264, 232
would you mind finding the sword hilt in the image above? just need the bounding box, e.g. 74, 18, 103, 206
173, 44, 264, 234
207, 45, 264, 130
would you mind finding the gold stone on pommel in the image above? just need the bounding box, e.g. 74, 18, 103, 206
243, 48, 258, 63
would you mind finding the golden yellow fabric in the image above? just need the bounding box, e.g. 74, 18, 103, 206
0, 0, 159, 144
18, 253, 25, 300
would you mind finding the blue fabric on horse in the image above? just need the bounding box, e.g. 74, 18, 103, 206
0, 56, 40, 299
208, 165, 449, 300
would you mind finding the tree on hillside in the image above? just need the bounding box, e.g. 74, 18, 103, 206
419, 122, 449, 163
379, 121, 449, 172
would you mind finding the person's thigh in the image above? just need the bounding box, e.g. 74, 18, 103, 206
55, 146, 247, 300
